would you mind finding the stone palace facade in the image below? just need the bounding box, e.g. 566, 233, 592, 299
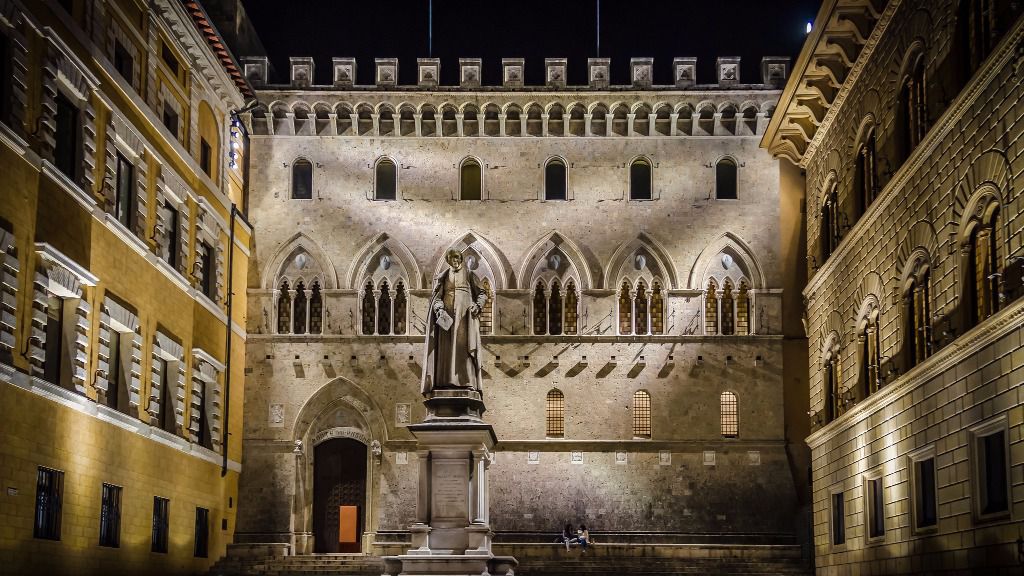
765, 0, 1024, 573
234, 54, 813, 555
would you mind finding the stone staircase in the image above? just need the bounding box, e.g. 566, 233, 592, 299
208, 535, 812, 576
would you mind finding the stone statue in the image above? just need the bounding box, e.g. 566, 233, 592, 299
421, 250, 487, 395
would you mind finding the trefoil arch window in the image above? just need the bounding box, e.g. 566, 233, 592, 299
532, 279, 579, 335
617, 279, 665, 335
275, 277, 325, 335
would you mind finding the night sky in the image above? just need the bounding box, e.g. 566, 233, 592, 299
241, 0, 822, 87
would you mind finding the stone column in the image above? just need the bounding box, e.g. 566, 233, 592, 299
498, 113, 506, 136
326, 113, 338, 136
713, 112, 723, 136
414, 113, 423, 137
416, 449, 430, 524
541, 113, 549, 137
349, 113, 360, 136
371, 113, 381, 136
669, 113, 679, 136
691, 115, 699, 135
520, 115, 528, 136
455, 113, 465, 137
626, 113, 635, 136
649, 117, 657, 137
474, 450, 488, 524
583, 113, 592, 136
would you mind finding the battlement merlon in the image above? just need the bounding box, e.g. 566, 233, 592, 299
240, 56, 792, 91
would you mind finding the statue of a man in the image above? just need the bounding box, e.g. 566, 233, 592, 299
421, 250, 487, 394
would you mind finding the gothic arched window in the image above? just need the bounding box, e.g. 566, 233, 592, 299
634, 281, 649, 335
633, 390, 652, 439
545, 158, 567, 200
721, 280, 735, 335
618, 281, 633, 335
375, 158, 397, 200
394, 281, 407, 335
292, 280, 307, 334
361, 280, 375, 335
309, 281, 323, 334
546, 389, 564, 438
478, 277, 493, 335
377, 280, 392, 335
650, 282, 664, 335
460, 158, 482, 200
705, 279, 719, 335
292, 158, 313, 199
276, 280, 291, 334
716, 158, 737, 199
548, 280, 563, 335
533, 282, 547, 335
629, 158, 652, 200
564, 280, 579, 335
736, 281, 750, 335
720, 391, 738, 437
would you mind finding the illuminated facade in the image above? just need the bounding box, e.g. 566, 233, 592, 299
764, 0, 1024, 573
0, 0, 252, 574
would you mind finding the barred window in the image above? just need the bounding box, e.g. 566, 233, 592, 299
650, 282, 664, 335
393, 281, 407, 335
194, 507, 210, 558
634, 281, 649, 335
34, 467, 63, 540
479, 277, 494, 335
632, 390, 651, 438
279, 281, 294, 333
721, 279, 735, 335
564, 280, 579, 335
99, 483, 122, 547
151, 497, 169, 553
545, 389, 564, 438
309, 281, 323, 334
618, 281, 633, 335
292, 280, 307, 334
736, 281, 750, 335
361, 280, 375, 335
720, 391, 738, 437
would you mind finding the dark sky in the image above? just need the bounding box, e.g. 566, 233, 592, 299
241, 0, 822, 86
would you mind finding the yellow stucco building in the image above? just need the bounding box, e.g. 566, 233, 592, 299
0, 0, 253, 574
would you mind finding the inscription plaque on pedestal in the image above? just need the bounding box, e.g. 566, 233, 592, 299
432, 460, 469, 520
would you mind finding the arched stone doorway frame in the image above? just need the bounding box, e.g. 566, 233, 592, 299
291, 377, 390, 554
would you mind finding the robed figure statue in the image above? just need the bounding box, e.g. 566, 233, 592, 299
421, 250, 488, 395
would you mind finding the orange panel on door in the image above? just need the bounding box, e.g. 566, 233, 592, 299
338, 506, 358, 544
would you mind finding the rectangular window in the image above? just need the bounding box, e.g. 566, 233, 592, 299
54, 94, 80, 180
0, 31, 12, 127
99, 483, 122, 547
105, 330, 122, 411
161, 43, 180, 77
115, 153, 135, 229
151, 496, 169, 553
164, 202, 180, 269
200, 138, 212, 177
159, 359, 176, 434
830, 491, 845, 546
977, 429, 1009, 517
200, 241, 215, 299
866, 476, 885, 539
113, 41, 133, 86
913, 455, 937, 530
194, 507, 209, 558
34, 467, 63, 540
162, 105, 179, 139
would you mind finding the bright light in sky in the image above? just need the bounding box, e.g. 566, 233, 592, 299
806, 22, 813, 34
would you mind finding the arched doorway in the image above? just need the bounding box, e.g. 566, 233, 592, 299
313, 438, 367, 553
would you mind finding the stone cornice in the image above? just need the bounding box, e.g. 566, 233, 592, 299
805, 295, 1024, 449
801, 15, 1024, 299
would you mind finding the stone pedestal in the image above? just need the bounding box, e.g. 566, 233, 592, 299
384, 391, 516, 576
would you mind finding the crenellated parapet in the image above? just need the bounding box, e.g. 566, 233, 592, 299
240, 55, 791, 91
